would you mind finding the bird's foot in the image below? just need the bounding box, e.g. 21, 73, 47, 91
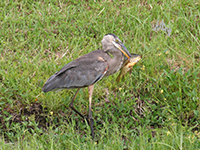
82, 116, 89, 125
89, 117, 95, 139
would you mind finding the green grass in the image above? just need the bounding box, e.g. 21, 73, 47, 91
0, 0, 200, 149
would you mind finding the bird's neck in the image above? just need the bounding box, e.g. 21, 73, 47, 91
105, 49, 124, 76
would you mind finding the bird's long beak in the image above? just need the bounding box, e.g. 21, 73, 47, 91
112, 41, 131, 59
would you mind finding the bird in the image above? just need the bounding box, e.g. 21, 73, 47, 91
42, 33, 131, 139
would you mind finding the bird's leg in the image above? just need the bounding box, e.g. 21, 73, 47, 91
69, 88, 89, 124
88, 84, 95, 139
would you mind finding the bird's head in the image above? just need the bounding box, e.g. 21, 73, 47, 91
101, 33, 131, 59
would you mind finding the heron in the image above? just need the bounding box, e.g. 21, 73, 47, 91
42, 33, 132, 139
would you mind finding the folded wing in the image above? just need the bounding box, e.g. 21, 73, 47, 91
42, 50, 108, 92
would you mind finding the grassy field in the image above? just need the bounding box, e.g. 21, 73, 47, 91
0, 0, 200, 149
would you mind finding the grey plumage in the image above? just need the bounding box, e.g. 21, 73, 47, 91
42, 50, 109, 92
42, 33, 132, 139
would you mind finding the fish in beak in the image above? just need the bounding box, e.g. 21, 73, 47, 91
116, 54, 142, 82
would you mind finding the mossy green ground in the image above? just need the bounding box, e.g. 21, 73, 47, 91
0, 0, 200, 149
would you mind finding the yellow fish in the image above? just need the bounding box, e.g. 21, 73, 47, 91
116, 54, 142, 83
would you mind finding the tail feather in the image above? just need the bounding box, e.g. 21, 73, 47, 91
42, 74, 60, 92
